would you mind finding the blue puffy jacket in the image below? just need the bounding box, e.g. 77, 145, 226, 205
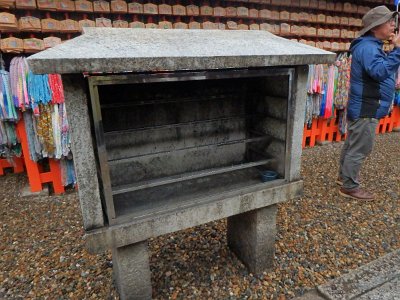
348, 35, 400, 120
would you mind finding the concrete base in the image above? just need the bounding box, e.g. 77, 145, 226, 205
295, 250, 400, 299
295, 290, 326, 300
112, 241, 152, 300
85, 181, 303, 254
227, 205, 277, 275
317, 249, 400, 300
20, 184, 49, 198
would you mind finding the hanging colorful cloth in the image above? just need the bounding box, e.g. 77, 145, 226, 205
60, 158, 76, 187
334, 53, 352, 110
9, 56, 30, 111
307, 65, 314, 94
0, 119, 15, 147
0, 66, 20, 158
0, 121, 21, 157
59, 103, 71, 157
317, 65, 328, 117
319, 83, 327, 117
305, 65, 314, 126
305, 94, 313, 127
48, 74, 65, 104
35, 103, 54, 157
337, 109, 347, 135
28, 71, 52, 115
0, 70, 18, 121
52, 104, 62, 159
323, 65, 337, 119
305, 64, 326, 122
23, 110, 42, 161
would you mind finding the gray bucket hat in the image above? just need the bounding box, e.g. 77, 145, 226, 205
358, 5, 398, 37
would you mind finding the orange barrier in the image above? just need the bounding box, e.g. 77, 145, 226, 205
316, 110, 346, 144
376, 106, 400, 134
16, 120, 64, 194
376, 115, 392, 134
390, 106, 400, 131
303, 106, 400, 148
0, 157, 24, 176
302, 119, 319, 148
303, 116, 345, 148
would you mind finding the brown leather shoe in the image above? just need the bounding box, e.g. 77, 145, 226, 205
339, 187, 374, 200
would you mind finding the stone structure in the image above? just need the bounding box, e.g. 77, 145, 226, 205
28, 28, 335, 300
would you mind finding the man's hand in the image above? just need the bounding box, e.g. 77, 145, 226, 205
391, 33, 400, 48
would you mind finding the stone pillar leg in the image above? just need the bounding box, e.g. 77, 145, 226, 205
227, 205, 277, 275
112, 241, 152, 300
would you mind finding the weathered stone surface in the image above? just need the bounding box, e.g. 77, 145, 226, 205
266, 140, 286, 176
265, 96, 288, 120
85, 180, 303, 253
260, 117, 287, 141
62, 75, 104, 230
317, 249, 400, 300
295, 290, 326, 300
112, 241, 152, 300
286, 66, 308, 182
357, 276, 400, 300
227, 205, 277, 275
27, 28, 315, 298
27, 28, 335, 74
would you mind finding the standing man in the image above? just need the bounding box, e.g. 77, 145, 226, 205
338, 6, 400, 200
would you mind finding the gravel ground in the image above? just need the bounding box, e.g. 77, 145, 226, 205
1, 132, 399, 299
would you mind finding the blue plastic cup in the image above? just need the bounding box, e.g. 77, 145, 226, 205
260, 170, 278, 182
